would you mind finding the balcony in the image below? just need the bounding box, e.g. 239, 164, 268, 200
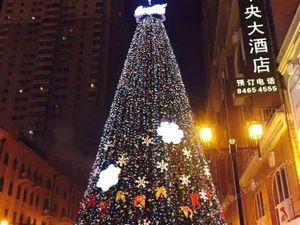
17, 172, 34, 186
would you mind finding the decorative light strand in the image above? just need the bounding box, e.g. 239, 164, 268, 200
76, 16, 226, 225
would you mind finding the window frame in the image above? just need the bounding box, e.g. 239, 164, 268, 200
273, 165, 291, 206
255, 190, 265, 220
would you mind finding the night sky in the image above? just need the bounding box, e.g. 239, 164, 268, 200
124, 0, 206, 116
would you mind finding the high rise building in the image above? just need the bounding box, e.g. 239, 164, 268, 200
0, 0, 108, 148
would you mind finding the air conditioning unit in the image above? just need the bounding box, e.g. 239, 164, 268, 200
276, 198, 294, 224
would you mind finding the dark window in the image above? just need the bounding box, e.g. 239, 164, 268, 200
35, 195, 39, 207
13, 211, 17, 224
61, 208, 66, 217
8, 182, 13, 196
30, 192, 34, 204
13, 158, 18, 170
16, 186, 21, 199
20, 163, 25, 174
19, 214, 24, 224
0, 139, 6, 157
23, 189, 27, 202
0, 177, 4, 192
43, 198, 49, 210
46, 180, 52, 189
4, 153, 9, 165
56, 185, 59, 194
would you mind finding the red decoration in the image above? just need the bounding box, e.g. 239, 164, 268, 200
134, 195, 146, 208
190, 193, 201, 210
206, 190, 212, 201
86, 194, 97, 209
99, 201, 109, 214
280, 207, 288, 220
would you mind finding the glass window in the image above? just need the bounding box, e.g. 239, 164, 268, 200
30, 192, 34, 204
0, 139, 6, 157
255, 191, 265, 220
23, 189, 28, 202
273, 166, 291, 205
16, 186, 21, 199
8, 182, 13, 196
4, 153, 9, 165
13, 158, 18, 170
35, 195, 39, 207
43, 198, 49, 210
0, 177, 4, 192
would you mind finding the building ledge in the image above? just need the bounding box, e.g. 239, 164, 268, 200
240, 112, 287, 187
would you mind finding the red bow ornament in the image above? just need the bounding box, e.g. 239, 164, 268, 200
190, 193, 201, 210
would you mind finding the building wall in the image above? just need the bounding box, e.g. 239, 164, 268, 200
202, 0, 300, 224
0, 128, 82, 225
0, 0, 107, 146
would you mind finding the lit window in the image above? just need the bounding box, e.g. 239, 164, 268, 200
255, 191, 265, 220
273, 166, 290, 205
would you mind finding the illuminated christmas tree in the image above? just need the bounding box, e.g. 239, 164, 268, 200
77, 4, 225, 225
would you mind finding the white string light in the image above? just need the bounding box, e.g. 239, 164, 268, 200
148, 0, 151, 5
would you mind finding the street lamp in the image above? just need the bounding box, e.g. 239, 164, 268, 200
0, 220, 9, 225
199, 127, 245, 225
199, 127, 213, 144
248, 123, 263, 158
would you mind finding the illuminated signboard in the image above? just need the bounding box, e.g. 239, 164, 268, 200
236, 0, 278, 95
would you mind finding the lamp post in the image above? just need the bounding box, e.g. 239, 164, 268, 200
199, 123, 263, 225
228, 139, 245, 225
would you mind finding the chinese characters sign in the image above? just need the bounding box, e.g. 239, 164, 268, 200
236, 0, 278, 95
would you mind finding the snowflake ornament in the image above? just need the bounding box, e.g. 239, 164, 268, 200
180, 174, 191, 186
157, 121, 184, 144
136, 177, 149, 188
117, 154, 129, 167
204, 165, 212, 178
142, 135, 154, 146
200, 190, 208, 202
157, 160, 168, 172
96, 164, 121, 192
183, 148, 192, 160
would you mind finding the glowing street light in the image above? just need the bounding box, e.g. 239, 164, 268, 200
199, 127, 213, 144
248, 123, 263, 140
0, 220, 9, 225
248, 123, 263, 158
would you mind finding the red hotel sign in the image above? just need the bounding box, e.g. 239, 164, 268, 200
236, 0, 279, 95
